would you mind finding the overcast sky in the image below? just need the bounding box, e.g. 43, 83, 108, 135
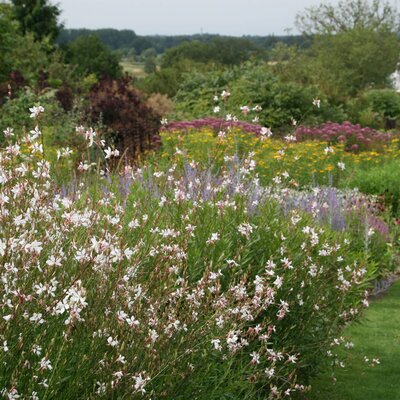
57, 0, 349, 36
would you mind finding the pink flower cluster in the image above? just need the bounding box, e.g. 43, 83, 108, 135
295, 121, 394, 152
161, 117, 263, 136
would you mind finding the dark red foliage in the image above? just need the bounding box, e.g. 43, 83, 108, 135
55, 84, 74, 112
0, 83, 10, 106
0, 70, 28, 106
37, 70, 49, 92
9, 70, 28, 95
87, 77, 161, 160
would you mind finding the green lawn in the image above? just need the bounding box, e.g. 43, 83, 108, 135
307, 281, 400, 400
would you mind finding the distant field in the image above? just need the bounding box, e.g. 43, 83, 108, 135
120, 60, 146, 77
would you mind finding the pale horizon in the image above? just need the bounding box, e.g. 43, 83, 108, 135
57, 0, 345, 36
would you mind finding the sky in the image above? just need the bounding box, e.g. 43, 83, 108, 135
57, 0, 348, 36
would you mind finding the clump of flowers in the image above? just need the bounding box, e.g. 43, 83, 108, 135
295, 121, 395, 152
161, 117, 264, 136
0, 106, 380, 399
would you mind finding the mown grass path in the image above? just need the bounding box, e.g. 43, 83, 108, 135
307, 281, 400, 400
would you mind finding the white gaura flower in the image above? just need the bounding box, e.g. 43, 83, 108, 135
24, 240, 43, 255
84, 127, 96, 147
312, 98, 321, 108
220, 90, 230, 100
57, 147, 73, 160
46, 255, 62, 267
250, 351, 260, 364
30, 126, 41, 140
39, 357, 52, 370
0, 239, 6, 256
237, 223, 254, 239
3, 127, 14, 137
206, 232, 220, 245
133, 373, 150, 394
240, 105, 250, 115
284, 134, 296, 143
211, 339, 222, 351
107, 336, 119, 347
31, 142, 43, 154
29, 105, 45, 118
260, 127, 272, 140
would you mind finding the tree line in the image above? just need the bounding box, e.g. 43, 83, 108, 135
57, 29, 308, 56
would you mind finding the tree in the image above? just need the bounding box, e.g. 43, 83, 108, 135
289, 0, 400, 100
142, 48, 157, 74
296, 0, 399, 35
310, 27, 400, 97
11, 0, 63, 43
66, 35, 122, 79
0, 3, 19, 82
161, 37, 260, 68
0, 3, 49, 87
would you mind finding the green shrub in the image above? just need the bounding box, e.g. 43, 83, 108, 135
347, 89, 400, 129
363, 89, 400, 129
172, 63, 346, 131
65, 35, 123, 79
344, 158, 400, 215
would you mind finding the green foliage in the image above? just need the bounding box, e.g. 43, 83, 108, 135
311, 28, 399, 98
9, 33, 50, 83
347, 89, 400, 129
0, 3, 54, 89
173, 66, 239, 118
228, 64, 324, 129
72, 73, 97, 95
0, 89, 38, 133
276, 28, 400, 101
0, 3, 20, 83
363, 89, 400, 119
344, 158, 400, 215
161, 37, 262, 68
143, 57, 157, 74
137, 60, 203, 98
172, 63, 344, 130
59, 28, 138, 50
65, 35, 123, 79
45, 50, 76, 88
11, 0, 62, 43
285, 1, 400, 101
